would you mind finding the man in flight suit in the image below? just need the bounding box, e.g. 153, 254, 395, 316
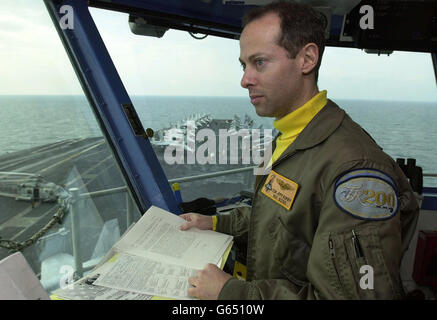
180, 1, 419, 299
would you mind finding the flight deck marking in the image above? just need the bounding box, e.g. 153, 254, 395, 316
0, 203, 57, 241
0, 202, 40, 235
7, 205, 58, 241
38, 140, 105, 174
64, 155, 113, 188
0, 139, 87, 171
0, 140, 105, 173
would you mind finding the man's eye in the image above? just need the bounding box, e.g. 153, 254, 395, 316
241, 63, 246, 71
255, 59, 265, 67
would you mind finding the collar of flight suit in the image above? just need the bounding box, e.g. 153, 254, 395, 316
271, 90, 328, 164
272, 99, 346, 166
255, 99, 346, 189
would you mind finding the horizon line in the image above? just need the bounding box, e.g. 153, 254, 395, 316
0, 94, 436, 103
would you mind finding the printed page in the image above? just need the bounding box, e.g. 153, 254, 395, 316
93, 252, 199, 300
115, 206, 233, 270
52, 263, 152, 300
52, 280, 152, 300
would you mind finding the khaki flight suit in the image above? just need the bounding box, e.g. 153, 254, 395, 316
216, 100, 419, 299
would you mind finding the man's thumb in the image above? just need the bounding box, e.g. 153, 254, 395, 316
179, 221, 192, 231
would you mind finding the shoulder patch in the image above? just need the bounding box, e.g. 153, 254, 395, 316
333, 169, 399, 220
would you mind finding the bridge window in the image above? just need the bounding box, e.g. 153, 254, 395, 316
319, 47, 437, 187
0, 1, 141, 293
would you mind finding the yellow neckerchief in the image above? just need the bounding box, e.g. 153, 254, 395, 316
270, 90, 328, 164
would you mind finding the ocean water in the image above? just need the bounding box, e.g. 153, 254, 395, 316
0, 95, 436, 186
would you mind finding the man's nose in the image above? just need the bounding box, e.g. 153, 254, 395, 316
241, 69, 255, 89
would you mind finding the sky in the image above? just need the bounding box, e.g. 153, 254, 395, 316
0, 0, 436, 101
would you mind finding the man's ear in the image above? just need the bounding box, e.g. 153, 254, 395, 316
299, 43, 319, 75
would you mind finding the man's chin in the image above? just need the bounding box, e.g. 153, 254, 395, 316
254, 105, 274, 118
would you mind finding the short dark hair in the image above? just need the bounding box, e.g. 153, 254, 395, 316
242, 1, 326, 83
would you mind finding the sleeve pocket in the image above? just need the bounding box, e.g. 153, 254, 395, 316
327, 224, 402, 299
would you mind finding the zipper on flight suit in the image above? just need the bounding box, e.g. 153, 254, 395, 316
329, 237, 335, 258
246, 149, 299, 280
328, 235, 345, 293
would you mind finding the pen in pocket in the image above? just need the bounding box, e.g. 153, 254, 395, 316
351, 230, 364, 259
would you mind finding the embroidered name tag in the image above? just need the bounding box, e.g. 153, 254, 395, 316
261, 170, 299, 210
334, 169, 399, 220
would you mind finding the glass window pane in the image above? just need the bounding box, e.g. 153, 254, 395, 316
320, 47, 437, 187
0, 1, 141, 294
92, 7, 437, 198
91, 9, 274, 203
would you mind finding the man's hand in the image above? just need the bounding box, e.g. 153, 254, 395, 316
179, 213, 213, 231
188, 264, 232, 300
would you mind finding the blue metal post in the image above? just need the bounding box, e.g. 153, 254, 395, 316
44, 0, 180, 214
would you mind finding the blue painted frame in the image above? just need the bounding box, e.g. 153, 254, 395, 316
44, 0, 180, 214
